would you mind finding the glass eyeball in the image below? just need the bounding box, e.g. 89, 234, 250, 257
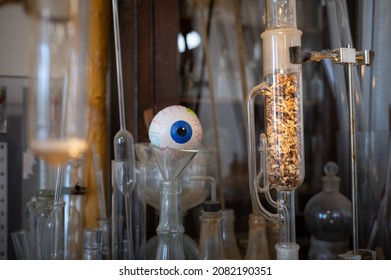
148, 105, 203, 151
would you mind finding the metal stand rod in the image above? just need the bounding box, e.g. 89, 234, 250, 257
347, 46, 359, 255
290, 44, 375, 259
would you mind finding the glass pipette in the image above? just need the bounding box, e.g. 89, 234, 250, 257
112, 0, 136, 260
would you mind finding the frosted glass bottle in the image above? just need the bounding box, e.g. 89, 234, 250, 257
198, 201, 225, 260
221, 209, 242, 259
245, 212, 270, 260
304, 161, 352, 259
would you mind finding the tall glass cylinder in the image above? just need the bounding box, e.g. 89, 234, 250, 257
26, 0, 90, 166
260, 31, 304, 191
246, 0, 304, 260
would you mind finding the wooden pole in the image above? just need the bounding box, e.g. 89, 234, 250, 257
84, 0, 110, 228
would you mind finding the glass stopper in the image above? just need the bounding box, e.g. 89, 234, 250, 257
324, 161, 338, 176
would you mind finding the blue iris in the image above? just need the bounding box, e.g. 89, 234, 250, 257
170, 120, 193, 144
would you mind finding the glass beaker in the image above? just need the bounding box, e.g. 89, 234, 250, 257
26, 0, 90, 166
28, 200, 66, 260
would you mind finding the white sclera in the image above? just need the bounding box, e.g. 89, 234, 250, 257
148, 105, 203, 151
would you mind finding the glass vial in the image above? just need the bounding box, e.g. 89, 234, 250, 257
198, 201, 224, 260
83, 228, 102, 260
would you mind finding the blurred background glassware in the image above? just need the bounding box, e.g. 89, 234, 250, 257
244, 212, 270, 260
221, 208, 241, 259
26, 0, 90, 166
61, 158, 86, 260
28, 199, 65, 259
11, 230, 30, 260
83, 228, 102, 260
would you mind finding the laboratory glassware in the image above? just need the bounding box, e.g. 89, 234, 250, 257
61, 158, 86, 260
11, 230, 30, 260
28, 199, 65, 260
83, 228, 102, 260
135, 143, 212, 259
150, 144, 198, 260
27, 0, 90, 165
304, 161, 352, 259
244, 212, 270, 260
221, 208, 242, 259
112, 0, 137, 260
247, 0, 304, 260
198, 201, 225, 260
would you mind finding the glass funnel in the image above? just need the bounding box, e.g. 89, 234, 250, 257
150, 144, 198, 260
135, 142, 213, 211
136, 143, 213, 259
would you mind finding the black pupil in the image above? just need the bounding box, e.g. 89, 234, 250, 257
177, 127, 187, 137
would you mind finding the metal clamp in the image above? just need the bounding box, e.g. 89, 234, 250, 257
289, 46, 374, 66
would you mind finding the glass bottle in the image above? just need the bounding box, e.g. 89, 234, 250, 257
221, 208, 242, 259
304, 161, 352, 259
155, 180, 185, 260
83, 228, 102, 260
245, 212, 270, 260
198, 201, 225, 260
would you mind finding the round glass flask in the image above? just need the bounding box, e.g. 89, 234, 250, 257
304, 161, 352, 259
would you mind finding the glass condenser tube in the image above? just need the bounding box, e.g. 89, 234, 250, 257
247, 0, 304, 260
261, 32, 304, 191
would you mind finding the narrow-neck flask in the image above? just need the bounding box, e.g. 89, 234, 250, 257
155, 180, 185, 260
221, 208, 242, 259
304, 161, 352, 259
198, 201, 224, 260
245, 212, 270, 260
